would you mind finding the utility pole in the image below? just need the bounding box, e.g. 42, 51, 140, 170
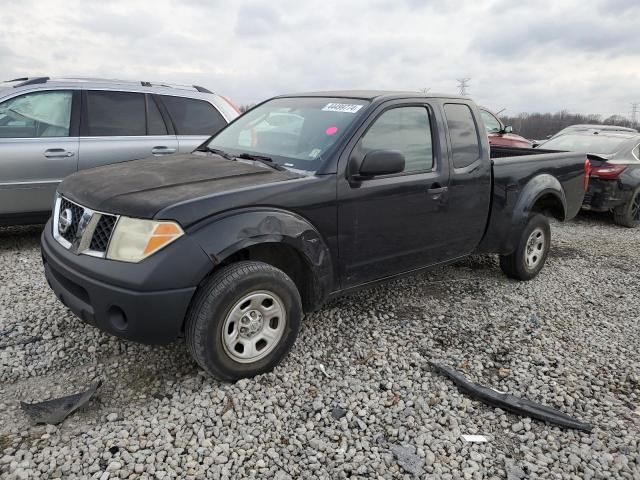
456, 78, 471, 96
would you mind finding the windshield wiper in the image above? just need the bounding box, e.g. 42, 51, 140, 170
237, 152, 285, 171
196, 146, 234, 160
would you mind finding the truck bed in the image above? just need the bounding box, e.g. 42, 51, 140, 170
476, 146, 587, 255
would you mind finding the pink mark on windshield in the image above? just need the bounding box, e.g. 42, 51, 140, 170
325, 126, 338, 136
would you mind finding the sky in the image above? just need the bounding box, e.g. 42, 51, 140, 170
1, 0, 639, 119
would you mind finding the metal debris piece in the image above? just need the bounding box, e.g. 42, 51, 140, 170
461, 434, 488, 443
430, 363, 592, 432
391, 444, 425, 476
317, 364, 332, 378
21, 381, 102, 425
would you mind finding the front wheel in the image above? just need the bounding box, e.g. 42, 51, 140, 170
499, 214, 551, 281
185, 261, 302, 381
613, 189, 640, 228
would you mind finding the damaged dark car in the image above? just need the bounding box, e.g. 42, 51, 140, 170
41, 91, 588, 380
543, 130, 640, 227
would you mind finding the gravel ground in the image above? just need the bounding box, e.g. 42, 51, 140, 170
0, 212, 639, 479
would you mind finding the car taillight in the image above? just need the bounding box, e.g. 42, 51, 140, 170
590, 162, 626, 180
583, 158, 591, 191
221, 95, 241, 114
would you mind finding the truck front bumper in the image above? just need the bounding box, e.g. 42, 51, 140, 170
41, 220, 214, 345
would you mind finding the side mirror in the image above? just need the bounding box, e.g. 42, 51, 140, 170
503, 125, 513, 134
357, 149, 405, 178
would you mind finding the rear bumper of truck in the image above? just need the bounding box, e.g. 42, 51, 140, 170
41, 220, 213, 345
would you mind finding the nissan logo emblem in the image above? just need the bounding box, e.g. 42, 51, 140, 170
58, 208, 73, 235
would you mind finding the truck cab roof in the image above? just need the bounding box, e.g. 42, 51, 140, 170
275, 90, 467, 102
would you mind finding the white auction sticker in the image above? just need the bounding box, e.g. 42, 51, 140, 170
461, 435, 488, 443
308, 148, 322, 158
322, 103, 363, 114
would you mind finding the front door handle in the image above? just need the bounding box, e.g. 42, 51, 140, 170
427, 185, 448, 195
151, 146, 177, 155
44, 148, 75, 158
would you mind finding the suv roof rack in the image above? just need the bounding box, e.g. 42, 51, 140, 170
140, 80, 214, 94
193, 85, 213, 94
7, 76, 215, 94
13, 77, 50, 88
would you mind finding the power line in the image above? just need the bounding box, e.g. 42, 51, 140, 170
456, 78, 471, 96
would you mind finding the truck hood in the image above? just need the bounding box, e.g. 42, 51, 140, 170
58, 153, 304, 219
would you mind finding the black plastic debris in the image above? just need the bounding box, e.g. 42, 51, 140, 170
0, 336, 42, 349
430, 363, 592, 432
331, 407, 347, 420
21, 381, 102, 425
391, 445, 425, 476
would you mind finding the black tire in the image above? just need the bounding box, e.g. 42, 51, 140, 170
613, 189, 640, 228
185, 261, 302, 381
499, 214, 551, 281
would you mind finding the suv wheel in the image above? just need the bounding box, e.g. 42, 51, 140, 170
613, 188, 640, 228
185, 261, 302, 381
499, 214, 551, 281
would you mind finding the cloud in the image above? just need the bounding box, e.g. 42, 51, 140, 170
235, 2, 284, 37
0, 0, 638, 119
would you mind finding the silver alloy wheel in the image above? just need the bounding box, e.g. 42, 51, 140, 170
632, 194, 640, 221
525, 227, 545, 269
222, 290, 286, 364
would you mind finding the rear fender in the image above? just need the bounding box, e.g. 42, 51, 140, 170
506, 175, 566, 252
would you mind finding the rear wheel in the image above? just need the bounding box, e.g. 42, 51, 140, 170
185, 261, 302, 381
613, 189, 640, 228
499, 214, 551, 281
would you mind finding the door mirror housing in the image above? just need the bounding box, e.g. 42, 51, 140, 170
503, 125, 513, 134
357, 149, 405, 178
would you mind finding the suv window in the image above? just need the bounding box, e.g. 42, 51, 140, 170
360, 106, 433, 173
0, 91, 72, 138
160, 96, 226, 135
480, 109, 501, 133
86, 91, 146, 136
444, 103, 481, 169
146, 96, 168, 135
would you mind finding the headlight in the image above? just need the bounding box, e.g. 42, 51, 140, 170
106, 217, 184, 263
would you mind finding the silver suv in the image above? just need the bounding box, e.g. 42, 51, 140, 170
0, 76, 240, 225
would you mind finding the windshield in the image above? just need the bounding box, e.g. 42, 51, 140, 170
204, 97, 369, 171
542, 134, 630, 155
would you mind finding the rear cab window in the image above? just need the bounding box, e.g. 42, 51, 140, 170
444, 103, 482, 169
159, 96, 226, 136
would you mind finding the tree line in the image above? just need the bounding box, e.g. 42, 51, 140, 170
500, 111, 639, 140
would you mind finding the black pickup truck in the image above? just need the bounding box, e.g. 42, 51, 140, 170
41, 91, 588, 380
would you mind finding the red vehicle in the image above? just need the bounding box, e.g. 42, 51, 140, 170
480, 108, 532, 149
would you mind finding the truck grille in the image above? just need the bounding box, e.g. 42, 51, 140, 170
89, 214, 118, 252
53, 196, 119, 257
58, 198, 85, 244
